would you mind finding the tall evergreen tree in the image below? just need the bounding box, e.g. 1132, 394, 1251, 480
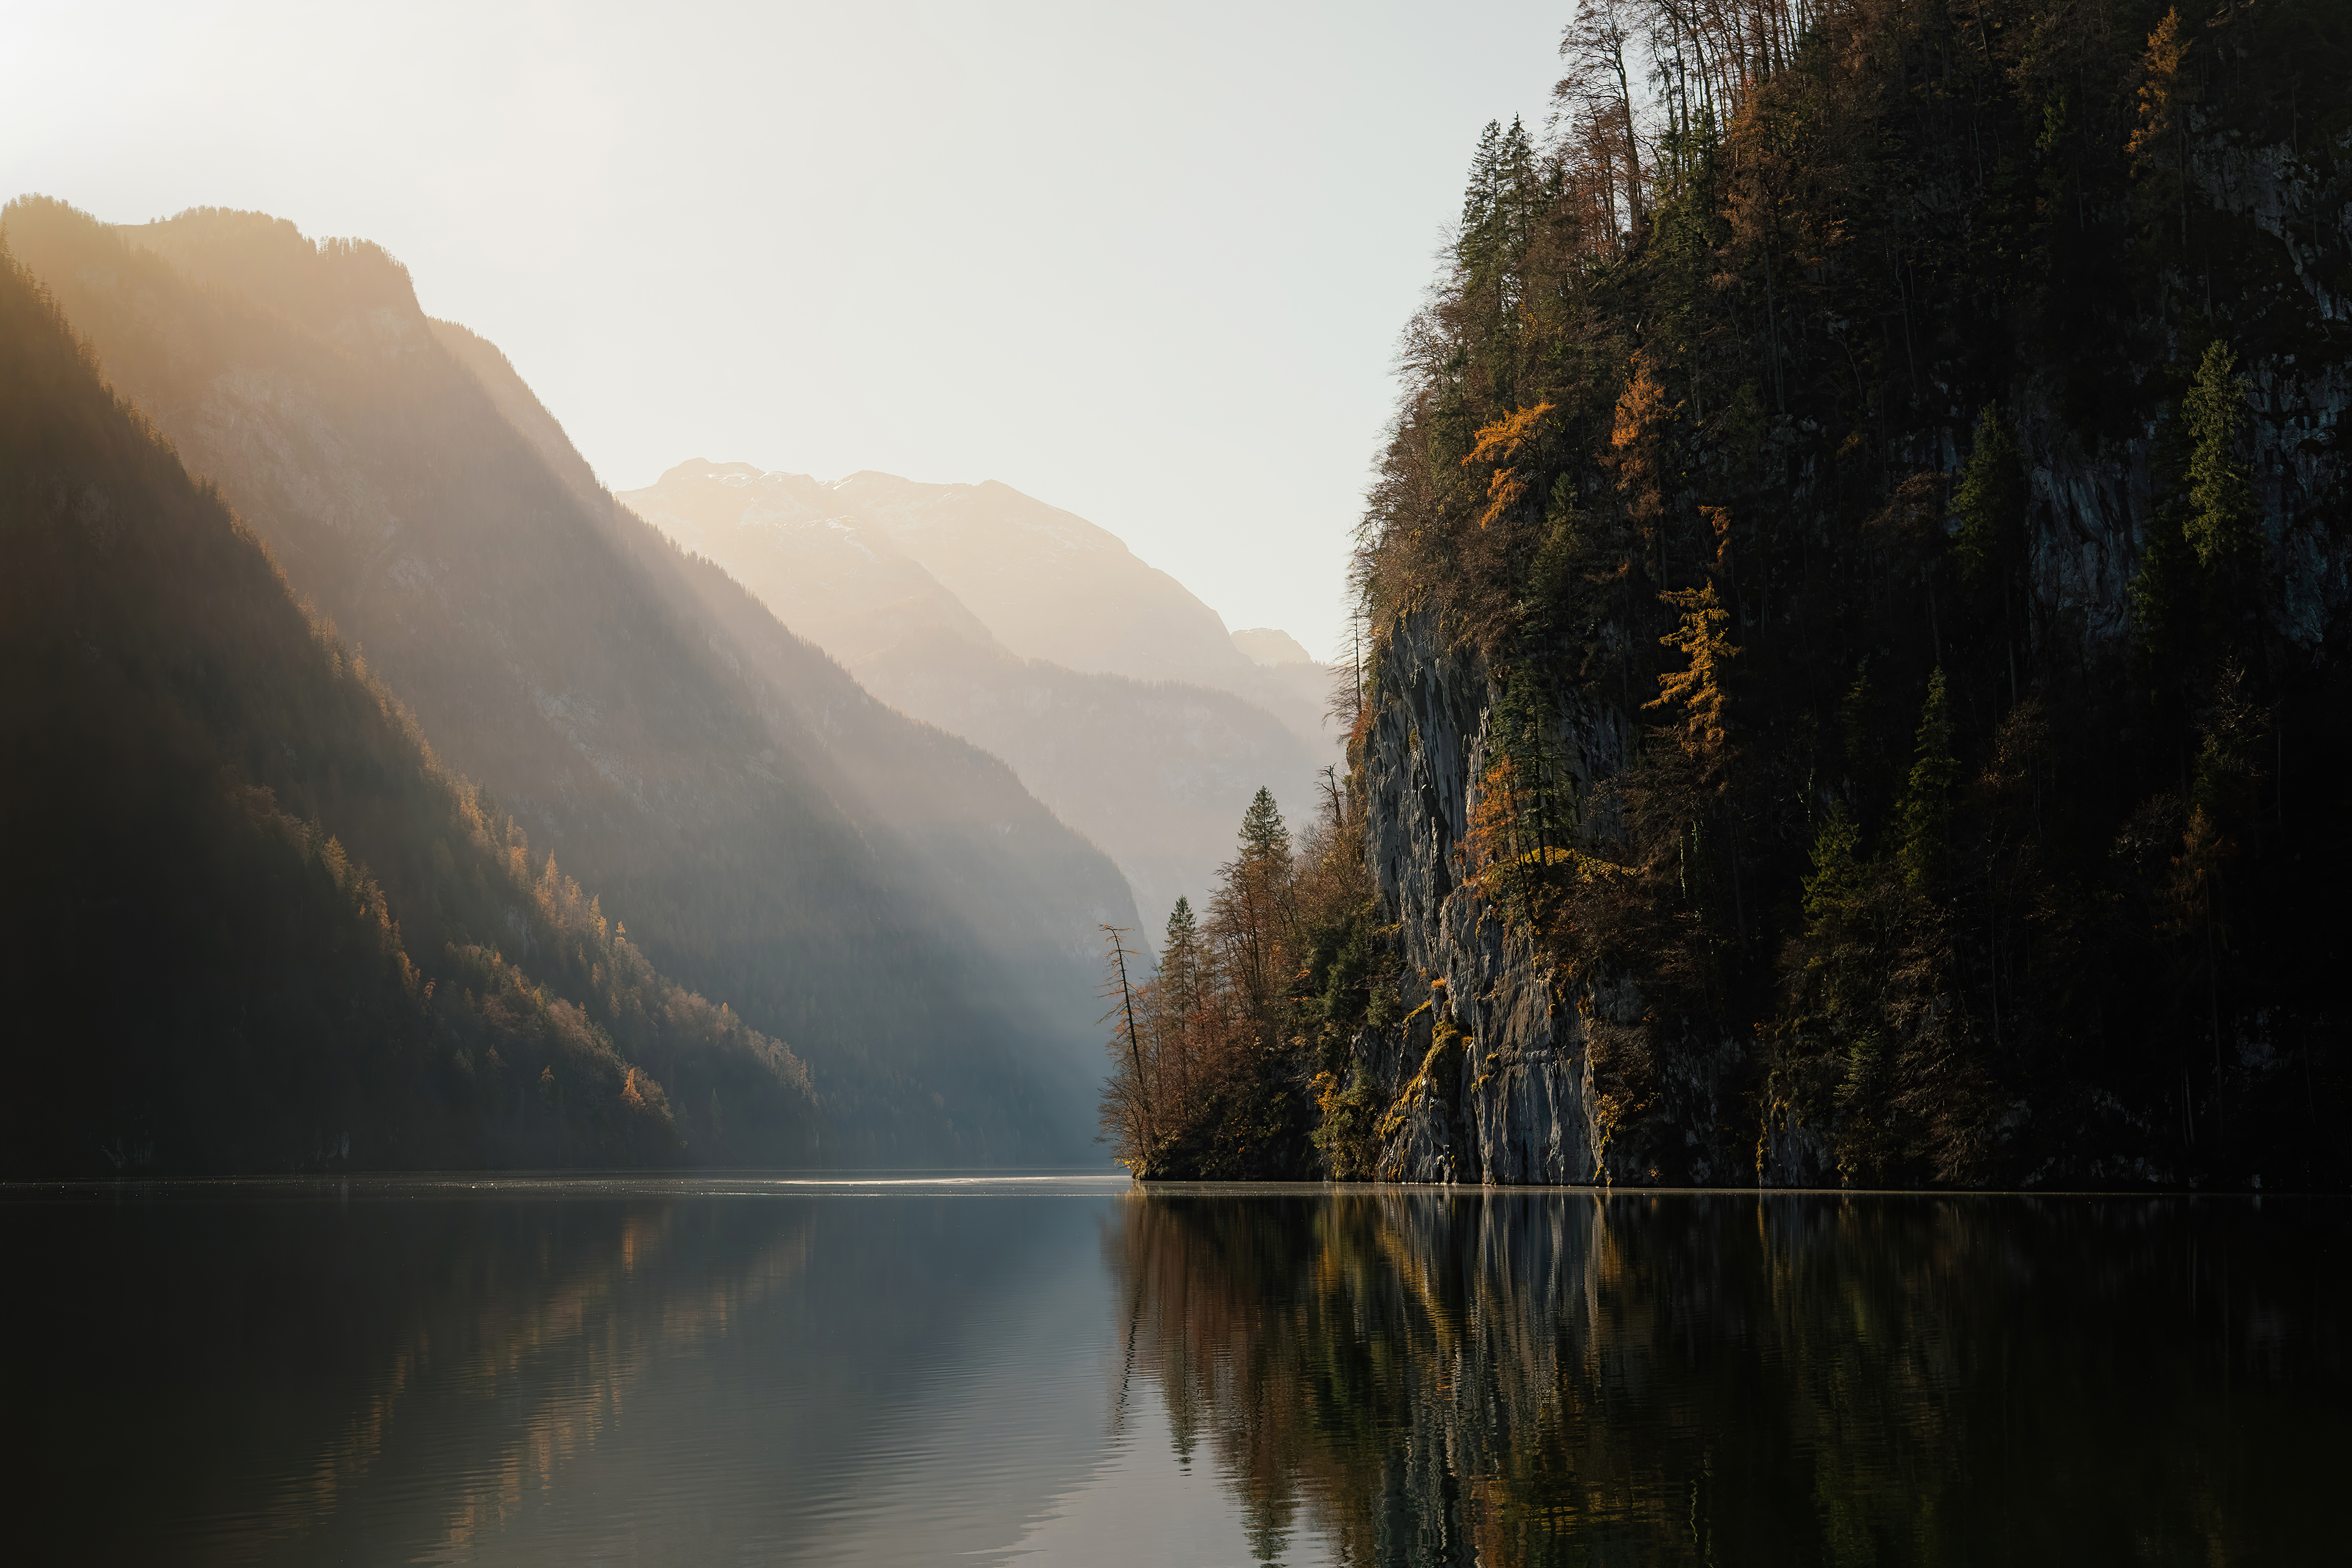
1896, 670, 1958, 895
1159, 896, 1206, 1014
1802, 803, 1866, 938
1213, 788, 1295, 1041
2183, 342, 2258, 571
1454, 116, 1540, 352
1952, 404, 2027, 592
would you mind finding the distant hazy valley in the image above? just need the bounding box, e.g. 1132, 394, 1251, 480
623, 461, 1338, 928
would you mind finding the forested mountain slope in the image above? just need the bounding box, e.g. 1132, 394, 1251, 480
5, 198, 1136, 1166
0, 242, 816, 1175
1103, 0, 2352, 1189
625, 460, 1324, 927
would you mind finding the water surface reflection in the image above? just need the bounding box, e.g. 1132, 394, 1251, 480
4, 1181, 2342, 1565
8, 1177, 1158, 1566
1110, 1188, 2350, 1565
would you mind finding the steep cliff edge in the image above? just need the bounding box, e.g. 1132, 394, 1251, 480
1351, 108, 2352, 1183
1338, 2, 2352, 1189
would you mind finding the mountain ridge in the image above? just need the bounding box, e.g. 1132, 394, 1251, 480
7, 197, 1135, 1165
0, 235, 819, 1175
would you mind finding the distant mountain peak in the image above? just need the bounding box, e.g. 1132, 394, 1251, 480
663, 458, 764, 482
1232, 628, 1317, 668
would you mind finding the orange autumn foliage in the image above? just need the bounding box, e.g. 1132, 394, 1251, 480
1463, 401, 1555, 529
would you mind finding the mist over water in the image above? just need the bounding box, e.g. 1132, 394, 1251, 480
4, 1181, 2343, 1565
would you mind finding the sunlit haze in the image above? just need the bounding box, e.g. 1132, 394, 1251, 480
6, 0, 1569, 660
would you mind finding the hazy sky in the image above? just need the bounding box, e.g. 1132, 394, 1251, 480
6, 0, 1569, 661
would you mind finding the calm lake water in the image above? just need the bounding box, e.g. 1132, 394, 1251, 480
3, 1177, 2344, 1566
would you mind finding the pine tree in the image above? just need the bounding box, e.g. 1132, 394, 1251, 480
1637, 577, 1744, 939
2183, 341, 2258, 570
1238, 787, 1290, 868
1159, 896, 1210, 1024
1456, 119, 1506, 271
1140, 894, 1221, 1131
1895, 669, 1958, 895
2130, 504, 2186, 673
1213, 788, 1295, 1039
1454, 118, 1540, 349
2128, 8, 2196, 253
1463, 400, 1556, 530
1952, 404, 2026, 591
1802, 803, 1866, 937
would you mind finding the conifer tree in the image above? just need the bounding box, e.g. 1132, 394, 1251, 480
1611, 353, 1678, 582
1214, 789, 1295, 1040
1952, 404, 2026, 591
2129, 8, 2196, 252
1454, 117, 1540, 348
1802, 803, 1866, 937
2183, 342, 2258, 570
1634, 578, 1745, 937
1159, 895, 1208, 1021
2131, 510, 2184, 674
1458, 119, 1505, 265
1839, 663, 1876, 773
1238, 787, 1289, 866
1647, 581, 1736, 768
1895, 669, 1958, 895
1463, 400, 1555, 530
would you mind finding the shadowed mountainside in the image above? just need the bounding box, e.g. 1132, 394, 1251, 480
6, 198, 1137, 1166
0, 239, 818, 1175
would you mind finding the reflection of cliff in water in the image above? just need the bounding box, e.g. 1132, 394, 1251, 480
1108, 1191, 2351, 1566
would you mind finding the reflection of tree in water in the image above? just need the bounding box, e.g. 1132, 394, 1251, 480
1108, 1192, 2349, 1566
188, 1196, 814, 1564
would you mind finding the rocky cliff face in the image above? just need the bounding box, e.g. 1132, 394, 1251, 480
1350, 606, 1729, 1187
1348, 608, 1577, 1184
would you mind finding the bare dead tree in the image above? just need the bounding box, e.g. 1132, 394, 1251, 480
1099, 924, 1154, 1160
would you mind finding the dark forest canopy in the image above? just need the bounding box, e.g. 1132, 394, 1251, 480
1112, 0, 2352, 1189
